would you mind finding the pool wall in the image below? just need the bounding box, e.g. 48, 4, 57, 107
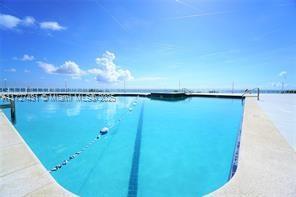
228, 100, 245, 180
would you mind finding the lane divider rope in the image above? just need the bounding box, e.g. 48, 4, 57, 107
49, 96, 140, 173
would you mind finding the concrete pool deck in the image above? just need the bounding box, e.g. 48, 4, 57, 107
210, 97, 296, 196
0, 112, 73, 196
0, 94, 295, 196
257, 94, 296, 150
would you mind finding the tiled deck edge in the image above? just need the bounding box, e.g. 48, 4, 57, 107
208, 97, 296, 196
0, 111, 75, 196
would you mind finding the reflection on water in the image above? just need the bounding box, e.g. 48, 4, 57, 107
44, 103, 58, 114
66, 103, 81, 117
26, 114, 36, 122
41, 97, 138, 127
104, 97, 135, 128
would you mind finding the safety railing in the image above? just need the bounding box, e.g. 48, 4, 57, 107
181, 88, 193, 93
242, 88, 260, 100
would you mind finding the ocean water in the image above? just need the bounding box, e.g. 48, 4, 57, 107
2, 96, 243, 197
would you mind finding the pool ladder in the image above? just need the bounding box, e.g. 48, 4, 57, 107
242, 88, 260, 101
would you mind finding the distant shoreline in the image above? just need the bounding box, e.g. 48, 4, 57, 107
1, 87, 295, 94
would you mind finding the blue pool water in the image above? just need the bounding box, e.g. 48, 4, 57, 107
2, 96, 243, 197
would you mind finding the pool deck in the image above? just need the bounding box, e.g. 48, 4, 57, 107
0, 112, 73, 196
257, 94, 296, 150
209, 96, 296, 196
1, 93, 295, 196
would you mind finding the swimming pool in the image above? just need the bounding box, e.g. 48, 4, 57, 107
2, 96, 243, 196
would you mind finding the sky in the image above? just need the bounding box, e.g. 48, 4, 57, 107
0, 0, 295, 90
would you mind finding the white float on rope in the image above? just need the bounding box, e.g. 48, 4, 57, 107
100, 127, 109, 135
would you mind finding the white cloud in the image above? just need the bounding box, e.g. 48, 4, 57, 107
4, 68, 16, 72
0, 14, 36, 29
40, 21, 65, 31
0, 14, 21, 29
87, 68, 101, 75
279, 71, 287, 77
38, 61, 84, 76
88, 51, 133, 83
24, 69, 31, 73
55, 61, 84, 75
38, 51, 133, 83
0, 13, 64, 31
21, 54, 34, 61
22, 16, 35, 26
38, 61, 56, 73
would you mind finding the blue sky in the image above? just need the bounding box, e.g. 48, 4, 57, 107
0, 0, 295, 89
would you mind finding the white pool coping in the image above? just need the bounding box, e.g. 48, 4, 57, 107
209, 97, 296, 196
0, 112, 75, 196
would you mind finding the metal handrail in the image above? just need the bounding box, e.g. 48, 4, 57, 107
182, 88, 193, 93
0, 95, 14, 101
242, 88, 260, 100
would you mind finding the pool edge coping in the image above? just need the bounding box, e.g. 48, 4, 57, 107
0, 111, 76, 197
207, 97, 296, 196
